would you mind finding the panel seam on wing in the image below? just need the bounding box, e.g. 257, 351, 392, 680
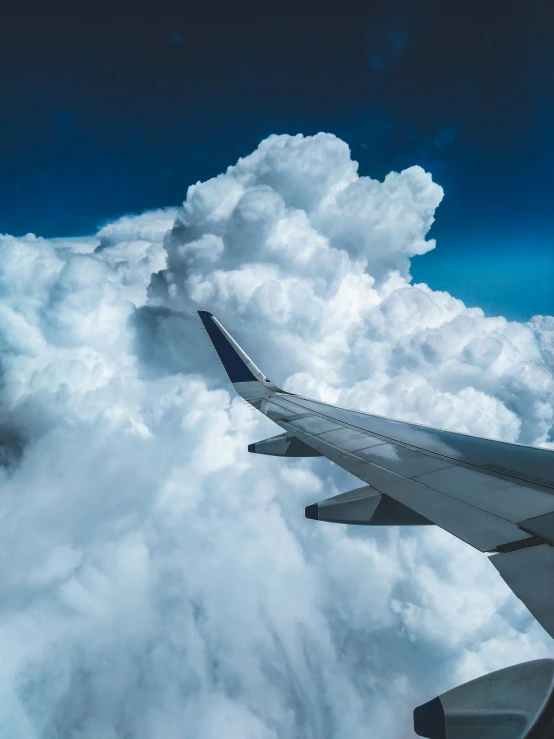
275, 420, 538, 537
273, 401, 554, 491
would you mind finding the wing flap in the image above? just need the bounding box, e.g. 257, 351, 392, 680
415, 466, 554, 523
490, 544, 554, 638
520, 512, 554, 546
279, 420, 536, 552
268, 394, 554, 538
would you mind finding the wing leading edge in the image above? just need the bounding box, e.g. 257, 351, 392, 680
198, 311, 554, 639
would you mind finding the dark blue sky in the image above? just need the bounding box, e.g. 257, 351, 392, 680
1, 0, 552, 319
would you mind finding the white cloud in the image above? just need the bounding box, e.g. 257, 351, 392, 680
0, 134, 553, 738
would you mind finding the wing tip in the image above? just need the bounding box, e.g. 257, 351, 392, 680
197, 310, 260, 384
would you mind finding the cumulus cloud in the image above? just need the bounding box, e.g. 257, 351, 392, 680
0, 134, 553, 738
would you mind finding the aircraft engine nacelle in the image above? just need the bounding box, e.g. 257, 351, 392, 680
414, 659, 554, 739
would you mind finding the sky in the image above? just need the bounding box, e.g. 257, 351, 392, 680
1, 0, 553, 319
0, 3, 554, 738
0, 131, 553, 739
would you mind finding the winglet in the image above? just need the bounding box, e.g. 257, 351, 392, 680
198, 311, 272, 386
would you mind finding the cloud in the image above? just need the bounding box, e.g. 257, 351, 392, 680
0, 134, 553, 738
153, 133, 553, 445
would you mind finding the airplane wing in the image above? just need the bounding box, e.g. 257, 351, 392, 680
198, 311, 554, 640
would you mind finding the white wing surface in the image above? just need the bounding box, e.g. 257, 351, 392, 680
198, 311, 554, 639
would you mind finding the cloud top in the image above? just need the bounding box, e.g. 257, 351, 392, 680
0, 134, 552, 738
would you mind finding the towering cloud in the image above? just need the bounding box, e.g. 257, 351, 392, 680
0, 134, 552, 738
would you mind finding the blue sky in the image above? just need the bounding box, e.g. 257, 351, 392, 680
1, 7, 554, 736
1, 0, 552, 320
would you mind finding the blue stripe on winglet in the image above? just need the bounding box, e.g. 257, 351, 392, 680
198, 311, 258, 384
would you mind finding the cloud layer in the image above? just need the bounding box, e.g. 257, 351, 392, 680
0, 134, 553, 738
